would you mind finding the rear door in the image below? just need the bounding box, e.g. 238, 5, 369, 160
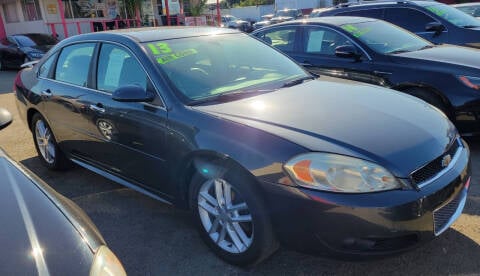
39, 42, 98, 154
76, 42, 172, 197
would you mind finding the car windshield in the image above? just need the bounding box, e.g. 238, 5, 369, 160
143, 33, 309, 103
275, 10, 296, 17
425, 3, 480, 27
341, 20, 432, 54
14, 34, 57, 47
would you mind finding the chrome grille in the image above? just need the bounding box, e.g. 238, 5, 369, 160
411, 139, 460, 186
433, 196, 461, 235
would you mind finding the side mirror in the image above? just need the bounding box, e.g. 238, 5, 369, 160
335, 45, 361, 60
425, 22, 445, 36
112, 85, 155, 102
0, 108, 13, 130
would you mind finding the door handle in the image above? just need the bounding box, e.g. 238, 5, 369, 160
89, 103, 105, 113
41, 89, 52, 97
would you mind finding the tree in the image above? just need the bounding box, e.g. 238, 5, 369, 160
188, 0, 208, 16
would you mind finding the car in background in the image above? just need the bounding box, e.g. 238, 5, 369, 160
253, 14, 274, 30
221, 15, 253, 32
312, 1, 480, 48
453, 3, 480, 18
15, 27, 470, 266
252, 16, 480, 135
269, 8, 304, 24
309, 8, 330, 18
0, 108, 126, 275
0, 33, 58, 70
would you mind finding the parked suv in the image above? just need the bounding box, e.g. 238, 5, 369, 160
312, 1, 480, 48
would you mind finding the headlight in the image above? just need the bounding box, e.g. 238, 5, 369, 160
284, 153, 402, 193
28, 52, 43, 59
89, 246, 126, 276
458, 75, 480, 90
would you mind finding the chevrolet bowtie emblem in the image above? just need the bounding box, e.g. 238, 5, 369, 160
441, 154, 452, 168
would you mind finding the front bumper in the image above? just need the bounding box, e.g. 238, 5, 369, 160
260, 140, 471, 258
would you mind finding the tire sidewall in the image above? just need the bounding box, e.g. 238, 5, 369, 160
31, 113, 66, 170
189, 165, 275, 266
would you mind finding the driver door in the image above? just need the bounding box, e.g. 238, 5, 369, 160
294, 26, 380, 85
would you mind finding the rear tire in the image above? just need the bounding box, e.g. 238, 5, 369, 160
31, 113, 71, 170
403, 87, 449, 117
189, 162, 278, 266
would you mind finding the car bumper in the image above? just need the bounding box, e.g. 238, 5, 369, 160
260, 140, 471, 258
454, 99, 480, 136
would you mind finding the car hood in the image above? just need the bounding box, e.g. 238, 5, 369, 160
193, 77, 457, 177
0, 150, 101, 274
395, 45, 480, 69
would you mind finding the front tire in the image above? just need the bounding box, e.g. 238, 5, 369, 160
31, 113, 70, 170
190, 164, 278, 266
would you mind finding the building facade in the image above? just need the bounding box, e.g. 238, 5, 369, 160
0, 0, 183, 39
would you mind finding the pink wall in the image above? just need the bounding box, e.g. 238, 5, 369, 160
0, 12, 6, 39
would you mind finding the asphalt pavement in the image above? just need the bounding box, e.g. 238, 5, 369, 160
0, 72, 479, 275
0, 70, 18, 94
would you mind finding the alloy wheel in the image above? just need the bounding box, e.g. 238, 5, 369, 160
35, 119, 55, 164
197, 178, 254, 254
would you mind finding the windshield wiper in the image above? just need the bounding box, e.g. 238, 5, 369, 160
462, 25, 480, 28
281, 76, 315, 88
417, 45, 435, 51
387, 49, 411, 54
188, 89, 275, 106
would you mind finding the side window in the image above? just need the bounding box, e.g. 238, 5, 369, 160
304, 27, 352, 56
259, 27, 298, 52
38, 53, 57, 78
55, 43, 95, 86
338, 9, 384, 19
97, 43, 147, 93
384, 8, 437, 33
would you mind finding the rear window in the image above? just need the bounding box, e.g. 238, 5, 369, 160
14, 34, 57, 47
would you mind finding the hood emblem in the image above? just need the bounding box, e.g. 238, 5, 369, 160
441, 154, 452, 168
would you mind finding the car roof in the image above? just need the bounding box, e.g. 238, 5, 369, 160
274, 16, 377, 27
70, 27, 240, 43
331, 0, 438, 9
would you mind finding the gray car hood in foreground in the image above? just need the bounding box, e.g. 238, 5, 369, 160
193, 77, 457, 177
0, 150, 103, 275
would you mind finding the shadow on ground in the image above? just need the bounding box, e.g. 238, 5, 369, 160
18, 151, 480, 275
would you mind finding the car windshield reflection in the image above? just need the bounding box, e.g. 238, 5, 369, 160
143, 33, 310, 103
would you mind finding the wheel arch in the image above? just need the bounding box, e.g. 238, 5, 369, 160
27, 107, 41, 131
172, 150, 261, 210
393, 83, 453, 115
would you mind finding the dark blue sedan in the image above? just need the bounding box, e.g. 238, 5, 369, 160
15, 27, 471, 265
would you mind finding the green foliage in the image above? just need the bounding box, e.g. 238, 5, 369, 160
124, 0, 142, 19
188, 0, 208, 16
237, 0, 274, 7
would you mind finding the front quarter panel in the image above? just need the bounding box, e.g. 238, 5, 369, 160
167, 106, 308, 185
